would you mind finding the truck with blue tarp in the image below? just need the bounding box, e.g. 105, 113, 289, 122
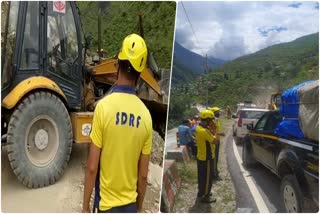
242, 80, 319, 212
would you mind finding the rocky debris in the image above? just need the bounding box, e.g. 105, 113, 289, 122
143, 184, 160, 213
147, 163, 162, 189
152, 131, 164, 166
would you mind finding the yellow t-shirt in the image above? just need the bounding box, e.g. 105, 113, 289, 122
214, 119, 221, 141
90, 85, 152, 211
195, 125, 216, 161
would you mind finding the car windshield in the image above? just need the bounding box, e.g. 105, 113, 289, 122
240, 110, 266, 119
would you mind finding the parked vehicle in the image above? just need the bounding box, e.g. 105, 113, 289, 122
236, 101, 257, 113
243, 111, 318, 212
232, 108, 268, 144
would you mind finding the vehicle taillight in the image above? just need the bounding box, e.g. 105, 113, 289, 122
238, 118, 242, 127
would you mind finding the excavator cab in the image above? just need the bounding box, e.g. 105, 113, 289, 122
1, 1, 83, 109
268, 92, 282, 110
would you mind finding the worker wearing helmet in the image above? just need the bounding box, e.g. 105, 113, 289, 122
210, 107, 225, 180
194, 109, 218, 203
82, 34, 152, 213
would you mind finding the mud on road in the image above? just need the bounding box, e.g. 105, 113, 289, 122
1, 131, 164, 213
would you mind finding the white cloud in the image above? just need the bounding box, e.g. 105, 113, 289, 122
175, 1, 319, 60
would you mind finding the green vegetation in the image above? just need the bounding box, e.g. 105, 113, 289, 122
168, 33, 319, 129
177, 162, 198, 184
77, 1, 176, 68
171, 57, 197, 85
168, 91, 199, 129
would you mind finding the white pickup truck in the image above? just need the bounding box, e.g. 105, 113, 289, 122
232, 108, 269, 144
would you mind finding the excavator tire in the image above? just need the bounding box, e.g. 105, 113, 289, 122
6, 91, 72, 188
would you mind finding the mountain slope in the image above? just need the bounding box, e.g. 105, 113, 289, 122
200, 32, 319, 108
168, 32, 319, 129
171, 42, 226, 85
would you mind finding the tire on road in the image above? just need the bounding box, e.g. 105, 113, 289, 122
280, 174, 303, 213
6, 91, 73, 188
242, 140, 255, 168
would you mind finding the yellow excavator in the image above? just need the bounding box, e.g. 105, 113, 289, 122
268, 92, 282, 110
1, 1, 168, 188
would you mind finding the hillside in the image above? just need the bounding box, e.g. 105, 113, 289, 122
77, 1, 176, 69
171, 42, 226, 85
202, 32, 319, 108
168, 32, 319, 129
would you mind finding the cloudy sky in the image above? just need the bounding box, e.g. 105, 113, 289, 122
175, 1, 319, 60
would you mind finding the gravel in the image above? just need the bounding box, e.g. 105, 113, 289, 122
151, 131, 164, 166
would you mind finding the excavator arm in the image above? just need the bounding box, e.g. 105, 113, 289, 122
90, 58, 161, 95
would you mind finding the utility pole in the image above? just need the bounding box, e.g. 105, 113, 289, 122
98, 7, 102, 58
205, 54, 209, 108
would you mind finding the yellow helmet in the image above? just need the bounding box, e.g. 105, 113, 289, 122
200, 110, 214, 119
118, 34, 148, 72
210, 107, 220, 113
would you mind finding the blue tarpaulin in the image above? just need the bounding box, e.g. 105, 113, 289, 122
279, 80, 315, 119
275, 80, 316, 139
275, 119, 304, 139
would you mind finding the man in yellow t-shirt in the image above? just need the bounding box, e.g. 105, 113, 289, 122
210, 107, 225, 180
194, 109, 218, 203
82, 34, 152, 213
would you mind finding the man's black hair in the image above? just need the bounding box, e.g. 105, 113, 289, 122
182, 119, 190, 125
118, 60, 140, 82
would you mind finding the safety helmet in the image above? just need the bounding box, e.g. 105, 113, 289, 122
210, 107, 220, 113
200, 110, 214, 119
118, 34, 148, 72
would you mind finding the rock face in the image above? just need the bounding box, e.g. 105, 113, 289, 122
141, 131, 164, 212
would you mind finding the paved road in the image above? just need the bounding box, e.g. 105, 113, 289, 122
167, 124, 284, 212
165, 128, 178, 152
225, 133, 284, 213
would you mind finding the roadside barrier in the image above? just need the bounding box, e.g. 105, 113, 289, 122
166, 145, 190, 163
161, 160, 181, 212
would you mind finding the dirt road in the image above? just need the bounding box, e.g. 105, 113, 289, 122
1, 131, 163, 213
1, 143, 88, 213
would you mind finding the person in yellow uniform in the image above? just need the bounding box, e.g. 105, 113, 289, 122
82, 34, 152, 213
194, 110, 218, 203
210, 107, 225, 180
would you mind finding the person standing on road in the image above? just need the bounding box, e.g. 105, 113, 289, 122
178, 119, 195, 157
210, 107, 225, 180
195, 110, 218, 203
226, 106, 232, 119
82, 34, 152, 213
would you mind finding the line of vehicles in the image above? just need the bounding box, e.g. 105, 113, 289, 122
232, 82, 319, 213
